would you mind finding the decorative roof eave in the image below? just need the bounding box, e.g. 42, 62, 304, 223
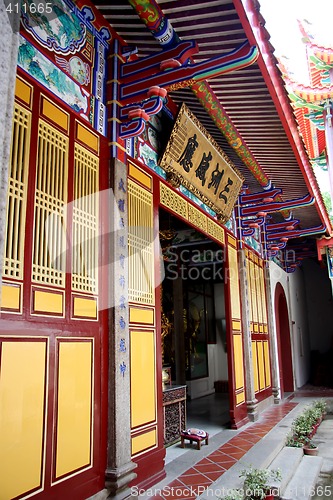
286, 80, 333, 105
234, 0, 332, 235
305, 41, 333, 66
126, 0, 278, 196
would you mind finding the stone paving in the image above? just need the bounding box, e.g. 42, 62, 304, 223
137, 391, 333, 500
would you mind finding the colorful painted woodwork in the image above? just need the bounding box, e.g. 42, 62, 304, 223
0, 70, 107, 499
159, 103, 244, 223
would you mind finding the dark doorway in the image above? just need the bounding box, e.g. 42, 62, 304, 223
275, 283, 294, 396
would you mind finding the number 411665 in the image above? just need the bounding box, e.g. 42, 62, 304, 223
6, 2, 53, 14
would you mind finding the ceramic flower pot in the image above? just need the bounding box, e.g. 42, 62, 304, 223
303, 445, 318, 456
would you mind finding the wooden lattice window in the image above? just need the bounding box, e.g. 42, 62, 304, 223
32, 120, 68, 287
72, 144, 99, 294
3, 104, 31, 279
128, 180, 154, 305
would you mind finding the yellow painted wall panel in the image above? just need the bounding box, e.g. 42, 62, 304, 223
73, 297, 97, 319
250, 260, 258, 324
264, 341, 271, 387
0, 341, 46, 499
252, 341, 259, 392
256, 264, 263, 325
42, 98, 68, 131
257, 341, 265, 390
131, 330, 156, 428
228, 245, 240, 319
246, 259, 253, 323
129, 163, 152, 190
76, 122, 99, 153
15, 77, 32, 106
56, 341, 92, 478
232, 320, 241, 331
129, 307, 154, 324
233, 334, 244, 391
236, 391, 245, 405
1, 283, 20, 310
34, 290, 63, 314
132, 428, 156, 455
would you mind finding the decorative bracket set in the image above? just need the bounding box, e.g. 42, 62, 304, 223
238, 187, 325, 266
118, 39, 258, 139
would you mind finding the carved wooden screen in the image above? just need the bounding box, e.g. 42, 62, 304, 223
3, 103, 30, 282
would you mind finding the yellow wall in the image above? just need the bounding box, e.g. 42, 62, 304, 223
0, 340, 47, 499
55, 341, 93, 478
130, 330, 156, 428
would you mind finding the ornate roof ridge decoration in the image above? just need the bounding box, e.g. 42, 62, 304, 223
285, 77, 333, 105
297, 20, 333, 64
233, 0, 332, 234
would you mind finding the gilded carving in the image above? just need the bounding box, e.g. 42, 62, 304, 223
159, 103, 244, 220
207, 218, 225, 245
160, 183, 188, 220
188, 204, 207, 234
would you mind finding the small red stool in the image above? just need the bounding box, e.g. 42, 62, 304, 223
180, 429, 209, 450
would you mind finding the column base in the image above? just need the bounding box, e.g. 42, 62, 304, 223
105, 461, 137, 498
246, 398, 259, 422
272, 387, 280, 404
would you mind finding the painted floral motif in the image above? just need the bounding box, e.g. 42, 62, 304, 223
18, 36, 88, 117
21, 0, 86, 54
55, 55, 90, 85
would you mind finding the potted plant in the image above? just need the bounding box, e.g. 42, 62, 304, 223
313, 399, 327, 418
240, 466, 282, 500
303, 437, 319, 456
292, 413, 313, 442
285, 432, 304, 448
221, 490, 244, 500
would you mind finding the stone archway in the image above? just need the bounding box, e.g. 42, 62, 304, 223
274, 283, 294, 396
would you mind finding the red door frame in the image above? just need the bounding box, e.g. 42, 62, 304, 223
274, 283, 294, 397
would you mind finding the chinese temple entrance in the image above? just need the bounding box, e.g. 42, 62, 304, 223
159, 210, 230, 442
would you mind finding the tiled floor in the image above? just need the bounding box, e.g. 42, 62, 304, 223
155, 401, 297, 499
165, 393, 230, 464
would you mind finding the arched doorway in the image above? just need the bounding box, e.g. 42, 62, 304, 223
274, 283, 294, 397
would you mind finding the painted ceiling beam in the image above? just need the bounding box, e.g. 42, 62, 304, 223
240, 193, 314, 217
239, 187, 281, 204
266, 219, 300, 232
233, 0, 332, 234
121, 40, 199, 80
127, 0, 279, 196
266, 223, 326, 241
119, 41, 258, 104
